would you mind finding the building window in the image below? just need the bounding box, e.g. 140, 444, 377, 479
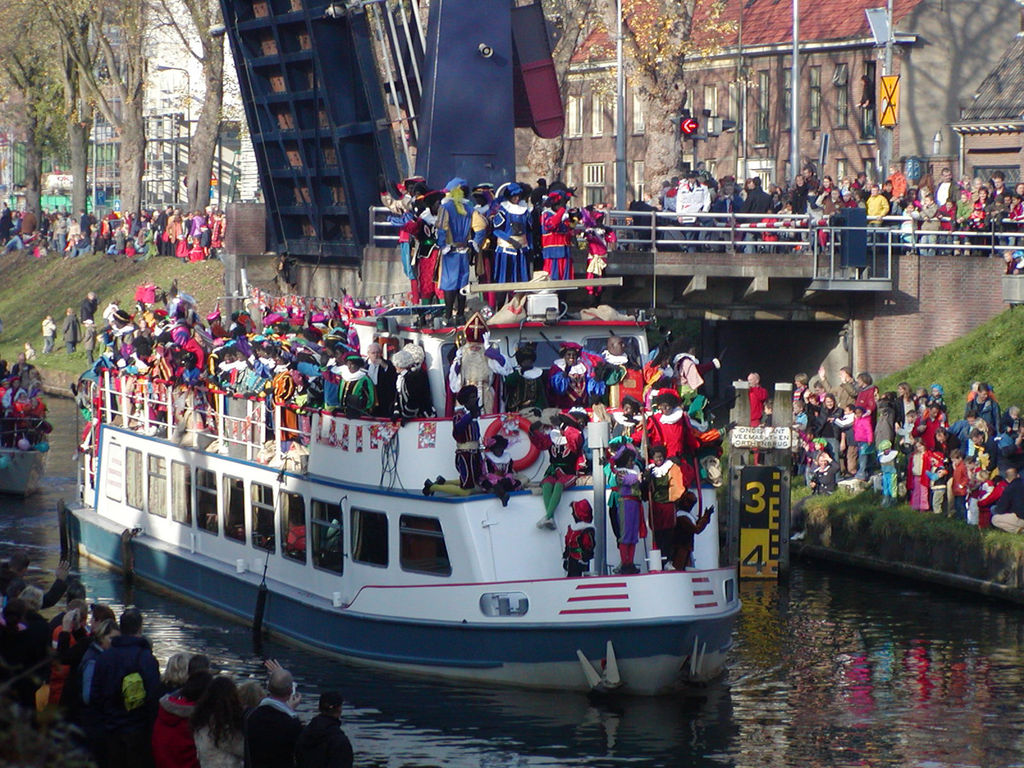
281, 491, 306, 563
126, 449, 143, 510
755, 70, 769, 145
171, 462, 192, 526
224, 476, 246, 542
251, 482, 275, 552
197, 468, 218, 534
399, 515, 451, 576
633, 161, 645, 203
591, 93, 603, 136
859, 61, 876, 140
834, 63, 849, 128
566, 95, 583, 137
583, 162, 605, 207
311, 499, 343, 574
147, 455, 167, 518
703, 85, 718, 117
836, 158, 848, 183
864, 158, 878, 183
809, 66, 821, 130
351, 508, 388, 567
564, 164, 574, 190
632, 88, 645, 133
728, 81, 739, 121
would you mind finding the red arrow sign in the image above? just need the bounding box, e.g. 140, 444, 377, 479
680, 117, 699, 136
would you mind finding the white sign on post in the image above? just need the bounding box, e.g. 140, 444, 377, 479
730, 426, 792, 450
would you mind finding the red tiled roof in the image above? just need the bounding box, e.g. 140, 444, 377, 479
572, 0, 926, 64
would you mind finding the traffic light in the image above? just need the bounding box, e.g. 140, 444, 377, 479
679, 109, 699, 137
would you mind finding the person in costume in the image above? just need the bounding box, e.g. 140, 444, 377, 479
339, 354, 376, 417
490, 183, 532, 294
503, 343, 546, 413
540, 187, 576, 280
364, 342, 397, 417
581, 206, 616, 302
435, 177, 474, 322
672, 343, 721, 401
601, 334, 643, 408
548, 342, 603, 410
424, 385, 483, 497
478, 434, 523, 506
382, 175, 426, 294
611, 445, 645, 574
646, 389, 701, 486
405, 189, 443, 304
672, 490, 712, 570
562, 499, 596, 578
529, 413, 585, 529
447, 313, 513, 414
392, 344, 435, 421
610, 395, 644, 446
647, 443, 685, 562
877, 439, 900, 506
470, 183, 497, 309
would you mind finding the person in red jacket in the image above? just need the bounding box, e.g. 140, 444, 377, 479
647, 390, 700, 487
747, 372, 768, 426
152, 670, 213, 768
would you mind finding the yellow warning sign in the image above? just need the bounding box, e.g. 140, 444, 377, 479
879, 75, 900, 128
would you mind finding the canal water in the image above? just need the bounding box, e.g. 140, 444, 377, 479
4, 398, 1024, 767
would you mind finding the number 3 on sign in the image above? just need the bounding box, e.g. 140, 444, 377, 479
744, 481, 766, 514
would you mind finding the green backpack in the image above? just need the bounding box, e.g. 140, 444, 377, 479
121, 671, 146, 711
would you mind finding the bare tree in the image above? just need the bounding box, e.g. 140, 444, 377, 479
155, 0, 225, 212
47, 0, 149, 217
57, 19, 95, 217
0, 2, 66, 215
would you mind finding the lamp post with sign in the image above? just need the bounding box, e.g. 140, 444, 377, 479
865, 0, 895, 174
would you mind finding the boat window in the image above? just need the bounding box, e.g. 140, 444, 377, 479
399, 515, 451, 576
105, 443, 124, 503
171, 462, 192, 526
224, 476, 246, 543
479, 592, 529, 617
311, 499, 343, 574
351, 508, 388, 567
251, 482, 275, 552
196, 468, 218, 535
281, 491, 306, 563
146, 455, 167, 518
125, 449, 144, 510
582, 335, 643, 365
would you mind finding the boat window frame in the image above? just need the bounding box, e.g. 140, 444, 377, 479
350, 507, 388, 568
250, 481, 275, 553
125, 448, 144, 511
311, 498, 343, 575
146, 454, 167, 518
280, 490, 306, 564
399, 515, 452, 577
223, 475, 246, 543
196, 467, 219, 535
170, 461, 193, 526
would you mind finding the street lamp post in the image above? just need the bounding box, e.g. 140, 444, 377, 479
614, 0, 627, 209
156, 65, 191, 204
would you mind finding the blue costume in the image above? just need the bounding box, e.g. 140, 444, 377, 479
452, 406, 483, 489
490, 186, 532, 283
436, 180, 474, 293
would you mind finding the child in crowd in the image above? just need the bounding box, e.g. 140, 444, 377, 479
877, 440, 900, 506
852, 404, 874, 480
950, 449, 969, 521
562, 499, 595, 577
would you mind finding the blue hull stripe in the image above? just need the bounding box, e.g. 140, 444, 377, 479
74, 513, 736, 670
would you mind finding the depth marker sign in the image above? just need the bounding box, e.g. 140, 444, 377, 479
738, 466, 782, 578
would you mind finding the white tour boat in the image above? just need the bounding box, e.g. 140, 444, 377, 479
69, 288, 739, 695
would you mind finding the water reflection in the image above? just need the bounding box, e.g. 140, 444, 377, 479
4, 399, 1024, 766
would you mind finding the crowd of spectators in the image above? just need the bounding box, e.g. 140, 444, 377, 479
0, 549, 354, 768
633, 164, 1023, 258
0, 204, 226, 262
789, 364, 1024, 533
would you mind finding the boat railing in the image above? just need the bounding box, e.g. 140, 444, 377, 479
96, 370, 313, 466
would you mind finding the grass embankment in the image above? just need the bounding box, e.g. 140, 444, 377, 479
877, 306, 1024, 405
0, 252, 224, 385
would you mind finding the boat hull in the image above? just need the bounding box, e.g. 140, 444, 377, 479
71, 505, 738, 695
0, 450, 46, 496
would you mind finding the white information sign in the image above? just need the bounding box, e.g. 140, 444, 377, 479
730, 426, 792, 450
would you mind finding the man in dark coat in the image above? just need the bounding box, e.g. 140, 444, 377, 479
244, 665, 304, 768
62, 307, 81, 354
294, 690, 354, 768
91, 608, 162, 768
80, 291, 99, 323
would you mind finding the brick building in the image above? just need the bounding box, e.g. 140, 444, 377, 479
952, 31, 1024, 184
560, 0, 1021, 202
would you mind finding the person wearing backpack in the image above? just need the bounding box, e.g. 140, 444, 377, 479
91, 608, 161, 768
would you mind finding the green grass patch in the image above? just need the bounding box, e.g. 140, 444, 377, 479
877, 306, 1024, 406
0, 251, 225, 380
803, 489, 1024, 584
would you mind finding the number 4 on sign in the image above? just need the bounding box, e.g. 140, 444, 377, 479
879, 75, 900, 127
